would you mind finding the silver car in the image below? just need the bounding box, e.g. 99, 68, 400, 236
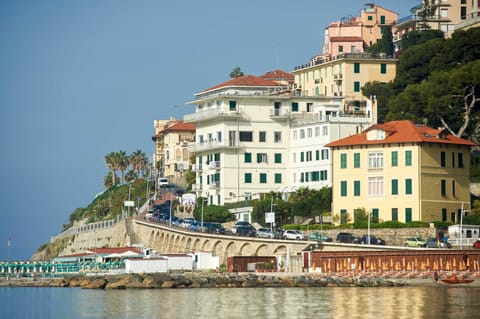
256, 228, 275, 239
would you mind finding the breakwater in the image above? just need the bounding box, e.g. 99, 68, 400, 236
0, 272, 414, 289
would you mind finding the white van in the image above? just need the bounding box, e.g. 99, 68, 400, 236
158, 178, 169, 187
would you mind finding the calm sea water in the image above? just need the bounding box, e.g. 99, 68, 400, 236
1, 286, 479, 319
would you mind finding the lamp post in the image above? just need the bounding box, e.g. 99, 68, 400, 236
367, 211, 371, 245
201, 193, 208, 232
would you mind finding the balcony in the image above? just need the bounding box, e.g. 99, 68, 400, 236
184, 107, 241, 123
207, 161, 221, 170
188, 140, 244, 153
269, 108, 290, 120
334, 73, 343, 82
209, 182, 220, 190
192, 184, 202, 191
192, 164, 203, 172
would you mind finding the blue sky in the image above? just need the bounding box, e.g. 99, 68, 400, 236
0, 0, 420, 260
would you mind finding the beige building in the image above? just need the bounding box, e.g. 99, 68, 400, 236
292, 53, 396, 116
393, 0, 480, 51
152, 119, 196, 182
326, 120, 475, 225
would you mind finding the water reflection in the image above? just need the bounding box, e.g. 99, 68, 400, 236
2, 286, 480, 319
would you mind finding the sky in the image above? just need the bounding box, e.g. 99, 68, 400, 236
0, 0, 420, 260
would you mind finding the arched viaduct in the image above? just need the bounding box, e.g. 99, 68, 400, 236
132, 219, 311, 264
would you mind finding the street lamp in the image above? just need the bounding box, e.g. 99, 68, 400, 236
201, 193, 208, 232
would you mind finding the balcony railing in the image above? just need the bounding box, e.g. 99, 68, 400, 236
188, 140, 244, 153
184, 107, 241, 123
269, 108, 290, 119
209, 182, 220, 190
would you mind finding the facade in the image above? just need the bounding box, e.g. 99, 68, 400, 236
326, 120, 475, 225
292, 53, 396, 116
322, 4, 398, 57
152, 119, 196, 182
184, 71, 373, 205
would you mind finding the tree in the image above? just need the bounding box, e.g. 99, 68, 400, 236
362, 81, 395, 123
230, 66, 244, 78
365, 26, 393, 57
129, 149, 148, 178
105, 152, 118, 186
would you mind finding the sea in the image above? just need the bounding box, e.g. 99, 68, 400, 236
0, 286, 479, 319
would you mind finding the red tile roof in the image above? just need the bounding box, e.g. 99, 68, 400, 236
259, 69, 294, 81
326, 120, 476, 147
163, 121, 196, 132
199, 74, 280, 94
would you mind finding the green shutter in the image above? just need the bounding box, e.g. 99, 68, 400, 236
291, 102, 299, 112
341, 181, 347, 196
275, 153, 282, 163
391, 151, 398, 167
380, 63, 386, 74
340, 153, 347, 169
260, 173, 267, 183
275, 173, 282, 183
405, 208, 412, 223
354, 180, 360, 196
340, 209, 347, 224
441, 179, 446, 196
405, 150, 412, 166
354, 63, 360, 73
354, 81, 360, 92
391, 179, 398, 195
405, 178, 412, 195
354, 153, 360, 168
244, 153, 251, 163
245, 173, 252, 183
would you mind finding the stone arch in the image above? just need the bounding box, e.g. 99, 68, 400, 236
273, 245, 288, 255
148, 230, 155, 247
185, 237, 192, 251
191, 238, 201, 252
239, 242, 254, 256
211, 240, 223, 256
255, 244, 270, 256
201, 239, 211, 252
224, 241, 237, 260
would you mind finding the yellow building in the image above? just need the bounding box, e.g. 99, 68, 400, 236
152, 119, 196, 183
292, 53, 397, 116
326, 120, 476, 225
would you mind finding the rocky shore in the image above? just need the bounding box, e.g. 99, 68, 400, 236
0, 272, 426, 289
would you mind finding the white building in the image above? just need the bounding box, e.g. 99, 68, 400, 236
184, 70, 374, 205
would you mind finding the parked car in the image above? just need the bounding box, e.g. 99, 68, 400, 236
158, 178, 169, 187
359, 235, 385, 245
232, 221, 252, 234
203, 222, 225, 234
336, 232, 359, 243
473, 240, 480, 249
282, 230, 305, 240
404, 237, 427, 247
256, 228, 275, 239
308, 232, 333, 242
423, 237, 451, 248
235, 225, 257, 237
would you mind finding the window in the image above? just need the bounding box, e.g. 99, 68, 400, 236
405, 178, 412, 195
380, 15, 385, 24
391, 151, 398, 167
322, 126, 328, 136
405, 208, 412, 223
441, 151, 446, 167
257, 153, 267, 163
354, 63, 360, 73
321, 149, 329, 160
354, 180, 360, 196
259, 173, 267, 184
274, 153, 282, 163
315, 150, 320, 161
452, 180, 456, 197
441, 179, 446, 196
354, 153, 360, 168
372, 209, 379, 223
340, 153, 347, 169
340, 181, 347, 197
307, 128, 312, 138
244, 173, 252, 183
315, 127, 320, 137
244, 152, 252, 163
291, 102, 299, 112
354, 81, 360, 92
380, 63, 386, 74
217, 131, 222, 142
274, 131, 282, 143
368, 15, 373, 21
391, 179, 398, 195
275, 173, 282, 183
442, 208, 447, 222
214, 153, 220, 161
368, 152, 384, 169
239, 131, 252, 142
340, 209, 347, 224
229, 100, 237, 111
259, 131, 266, 142
405, 150, 412, 166
306, 151, 312, 161
300, 129, 305, 139
391, 208, 398, 221
458, 153, 464, 168
451, 152, 455, 168
368, 176, 384, 196
338, 45, 343, 53
320, 170, 328, 180
300, 152, 305, 162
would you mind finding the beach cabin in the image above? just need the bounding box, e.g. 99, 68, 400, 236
448, 224, 480, 247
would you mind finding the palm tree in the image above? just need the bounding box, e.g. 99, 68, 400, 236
105, 152, 118, 186
230, 66, 244, 78
116, 150, 129, 183
129, 149, 148, 178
